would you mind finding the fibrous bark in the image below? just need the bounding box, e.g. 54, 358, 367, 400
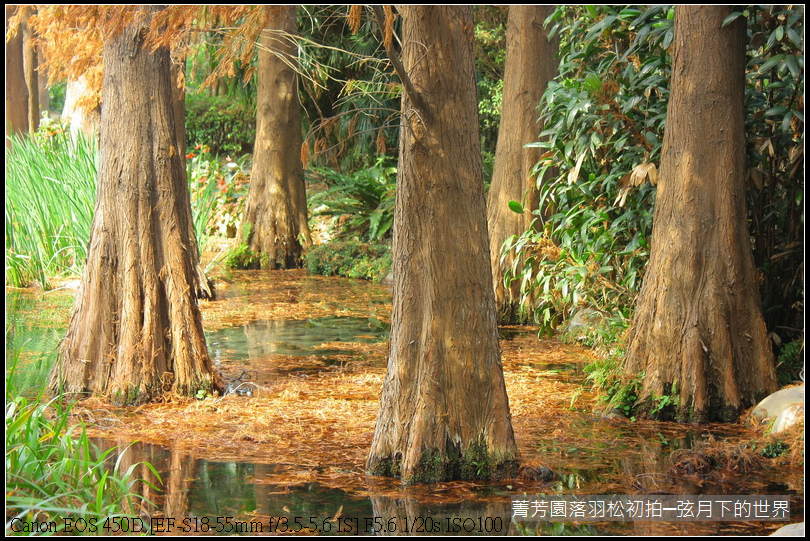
6, 6, 30, 141
52, 6, 222, 404
486, 5, 558, 323
367, 5, 519, 483
623, 5, 777, 422
238, 5, 310, 269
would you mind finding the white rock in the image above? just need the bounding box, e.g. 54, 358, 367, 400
752, 386, 804, 421
771, 403, 804, 434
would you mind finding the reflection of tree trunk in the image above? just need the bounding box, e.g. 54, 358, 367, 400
487, 5, 558, 323
6, 6, 29, 142
369, 495, 514, 535
243, 320, 284, 358
252, 463, 274, 527
623, 6, 777, 422
102, 440, 165, 519
164, 444, 192, 519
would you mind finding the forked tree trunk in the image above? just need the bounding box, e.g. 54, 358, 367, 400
624, 6, 777, 422
52, 6, 223, 404
486, 5, 558, 323
238, 5, 311, 269
6, 6, 29, 141
367, 6, 519, 483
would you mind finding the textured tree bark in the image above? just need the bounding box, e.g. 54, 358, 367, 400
367, 6, 519, 483
21, 6, 40, 134
238, 5, 311, 269
623, 5, 777, 422
52, 6, 223, 404
6, 6, 30, 142
486, 5, 558, 323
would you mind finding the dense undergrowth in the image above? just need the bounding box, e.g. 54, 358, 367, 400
5, 348, 160, 534
501, 6, 804, 407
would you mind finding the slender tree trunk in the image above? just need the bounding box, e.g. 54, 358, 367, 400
623, 6, 777, 422
6, 6, 29, 142
62, 75, 101, 138
367, 6, 519, 484
21, 6, 40, 133
52, 6, 223, 404
37, 59, 50, 115
486, 5, 558, 323
238, 5, 310, 269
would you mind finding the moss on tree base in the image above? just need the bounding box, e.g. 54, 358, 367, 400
367, 438, 519, 484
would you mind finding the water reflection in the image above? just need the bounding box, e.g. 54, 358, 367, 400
209, 317, 389, 361
6, 276, 803, 536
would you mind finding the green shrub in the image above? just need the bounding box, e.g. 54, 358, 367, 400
187, 144, 251, 248
307, 158, 396, 242
226, 243, 266, 270
185, 93, 256, 156
304, 240, 391, 282
503, 6, 671, 333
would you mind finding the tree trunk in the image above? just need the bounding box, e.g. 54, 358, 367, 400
238, 5, 311, 269
52, 5, 223, 404
367, 5, 519, 483
486, 5, 558, 323
62, 75, 101, 138
21, 6, 40, 133
623, 5, 777, 422
6, 6, 29, 142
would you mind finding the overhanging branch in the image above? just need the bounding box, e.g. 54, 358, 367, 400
371, 5, 428, 116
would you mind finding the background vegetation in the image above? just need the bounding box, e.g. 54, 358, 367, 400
501, 6, 803, 395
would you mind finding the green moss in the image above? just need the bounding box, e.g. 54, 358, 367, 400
370, 438, 519, 484
304, 240, 391, 282
226, 244, 263, 270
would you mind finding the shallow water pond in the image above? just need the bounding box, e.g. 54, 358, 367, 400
5, 270, 804, 535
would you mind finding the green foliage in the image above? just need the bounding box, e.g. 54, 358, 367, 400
6, 349, 160, 532
187, 144, 251, 246
760, 441, 789, 458
298, 6, 400, 171
740, 6, 804, 342
775, 338, 804, 386
6, 123, 241, 289
308, 158, 396, 242
304, 240, 391, 283
47, 82, 67, 114
226, 244, 267, 270
505, 6, 671, 330
508, 5, 804, 351
185, 93, 256, 156
474, 6, 507, 185
5, 120, 97, 289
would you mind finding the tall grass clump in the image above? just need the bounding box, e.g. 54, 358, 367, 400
5, 347, 160, 534
5, 126, 97, 289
